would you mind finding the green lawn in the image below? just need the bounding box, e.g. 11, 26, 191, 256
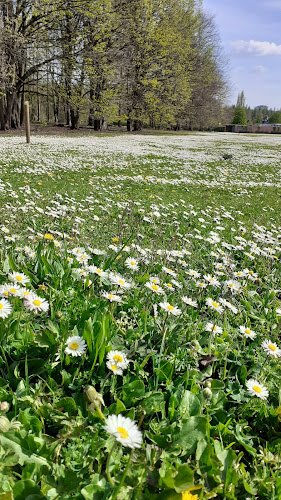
0, 132, 281, 499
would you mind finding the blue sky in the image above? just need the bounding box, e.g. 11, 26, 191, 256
203, 0, 281, 109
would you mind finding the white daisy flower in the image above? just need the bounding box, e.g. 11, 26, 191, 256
225, 280, 241, 293
182, 297, 198, 308
106, 350, 129, 370
261, 339, 281, 358
164, 283, 175, 291
102, 292, 122, 303
246, 379, 269, 400
145, 282, 164, 295
0, 299, 12, 319
65, 336, 87, 357
205, 298, 224, 314
149, 276, 160, 285
24, 294, 49, 313
187, 269, 201, 279
204, 274, 220, 287
0, 284, 21, 297
162, 267, 177, 277
104, 414, 142, 449
219, 298, 238, 314
125, 257, 139, 271
8, 272, 30, 286
87, 265, 108, 278
19, 289, 33, 299
109, 273, 131, 289
106, 360, 123, 375
159, 302, 182, 316
72, 247, 86, 257
196, 281, 207, 289
205, 322, 223, 335
239, 326, 256, 340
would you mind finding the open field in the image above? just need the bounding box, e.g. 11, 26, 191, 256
0, 132, 281, 499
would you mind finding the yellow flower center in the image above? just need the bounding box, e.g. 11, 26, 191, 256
245, 329, 251, 334
108, 295, 113, 299
114, 354, 123, 362
253, 385, 262, 393
0, 304, 3, 309
212, 302, 218, 308
130, 261, 136, 265
119, 280, 125, 285
15, 276, 23, 281
117, 426, 129, 439
70, 342, 79, 350
167, 269, 172, 273
152, 285, 158, 290
167, 305, 174, 311
44, 233, 54, 240
3, 291, 8, 296
9, 288, 17, 294
182, 491, 199, 500
33, 299, 42, 306
229, 283, 233, 287
97, 269, 102, 274
249, 270, 254, 275
167, 283, 172, 287
268, 344, 277, 351
111, 364, 117, 370
199, 283, 204, 287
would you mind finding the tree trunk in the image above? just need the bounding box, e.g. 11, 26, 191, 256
133, 119, 142, 131
127, 118, 133, 132
70, 108, 79, 129
4, 91, 21, 129
0, 95, 6, 130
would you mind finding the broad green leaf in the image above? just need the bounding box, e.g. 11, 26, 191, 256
13, 480, 42, 500
174, 464, 194, 492
178, 390, 201, 418
173, 417, 207, 451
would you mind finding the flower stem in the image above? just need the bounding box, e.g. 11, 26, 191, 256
111, 450, 133, 500
106, 441, 118, 487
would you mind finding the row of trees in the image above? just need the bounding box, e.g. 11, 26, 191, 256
0, 0, 228, 131
228, 92, 281, 126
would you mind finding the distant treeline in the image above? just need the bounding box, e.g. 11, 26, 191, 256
0, 0, 228, 131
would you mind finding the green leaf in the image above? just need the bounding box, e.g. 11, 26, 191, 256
217, 449, 238, 487
0, 433, 50, 469
140, 392, 164, 415
179, 391, 201, 418
81, 475, 107, 499
173, 417, 207, 451
13, 481, 42, 500
122, 381, 145, 404
174, 464, 194, 492
55, 397, 76, 415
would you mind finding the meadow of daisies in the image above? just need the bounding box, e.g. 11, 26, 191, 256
0, 131, 281, 499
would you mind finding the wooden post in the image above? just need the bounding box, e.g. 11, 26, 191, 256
24, 101, 30, 143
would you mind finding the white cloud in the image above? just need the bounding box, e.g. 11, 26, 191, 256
230, 40, 281, 56
252, 65, 266, 73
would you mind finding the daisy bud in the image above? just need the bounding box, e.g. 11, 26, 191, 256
0, 415, 10, 433
84, 385, 104, 408
0, 401, 9, 413
203, 388, 212, 400
203, 380, 212, 388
